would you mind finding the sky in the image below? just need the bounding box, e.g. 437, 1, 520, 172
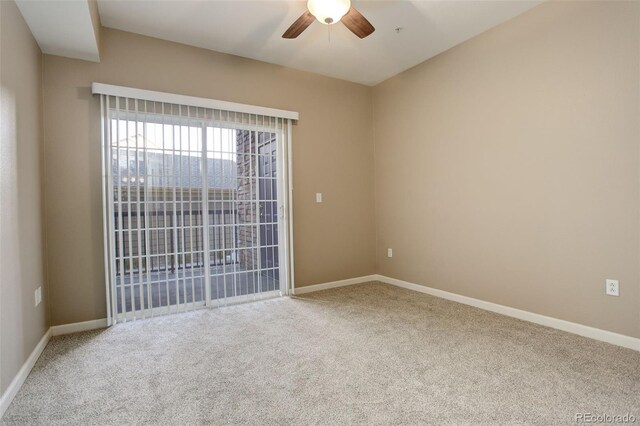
111, 119, 238, 161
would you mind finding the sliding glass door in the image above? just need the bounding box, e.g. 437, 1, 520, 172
111, 117, 207, 314
103, 98, 291, 322
206, 127, 282, 304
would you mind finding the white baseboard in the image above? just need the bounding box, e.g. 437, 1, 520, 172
51, 318, 108, 336
375, 274, 640, 352
0, 329, 51, 418
292, 275, 378, 295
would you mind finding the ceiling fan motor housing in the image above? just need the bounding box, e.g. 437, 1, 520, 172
282, 0, 374, 39
307, 0, 351, 25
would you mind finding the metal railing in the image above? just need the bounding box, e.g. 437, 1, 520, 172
114, 208, 238, 275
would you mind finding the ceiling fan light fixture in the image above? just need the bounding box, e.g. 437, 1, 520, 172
307, 0, 351, 25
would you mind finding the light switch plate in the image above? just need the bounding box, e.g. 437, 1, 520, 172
316, 193, 322, 203
35, 286, 42, 306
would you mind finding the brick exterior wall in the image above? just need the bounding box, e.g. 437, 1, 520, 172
235, 130, 258, 271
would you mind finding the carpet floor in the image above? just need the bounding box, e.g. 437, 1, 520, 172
3, 282, 639, 425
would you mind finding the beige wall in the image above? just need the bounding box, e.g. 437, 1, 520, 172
43, 28, 376, 325
373, 1, 640, 338
0, 1, 48, 394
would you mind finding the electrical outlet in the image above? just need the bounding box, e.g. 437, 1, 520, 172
605, 279, 619, 297
387, 248, 393, 258
315, 193, 323, 203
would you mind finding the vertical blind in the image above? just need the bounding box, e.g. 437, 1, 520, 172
95, 84, 296, 324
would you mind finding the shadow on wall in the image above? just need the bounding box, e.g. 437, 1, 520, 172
0, 86, 26, 391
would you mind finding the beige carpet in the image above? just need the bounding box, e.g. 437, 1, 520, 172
3, 282, 639, 425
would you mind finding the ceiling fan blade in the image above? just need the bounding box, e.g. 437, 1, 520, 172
282, 11, 315, 39
341, 7, 375, 39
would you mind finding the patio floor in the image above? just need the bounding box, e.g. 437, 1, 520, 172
116, 264, 279, 313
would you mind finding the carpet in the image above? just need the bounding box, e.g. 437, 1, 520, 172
3, 282, 639, 425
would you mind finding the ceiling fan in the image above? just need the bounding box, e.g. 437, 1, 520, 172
282, 0, 375, 39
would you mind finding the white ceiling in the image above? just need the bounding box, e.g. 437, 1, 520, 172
16, 0, 100, 62
97, 0, 541, 85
